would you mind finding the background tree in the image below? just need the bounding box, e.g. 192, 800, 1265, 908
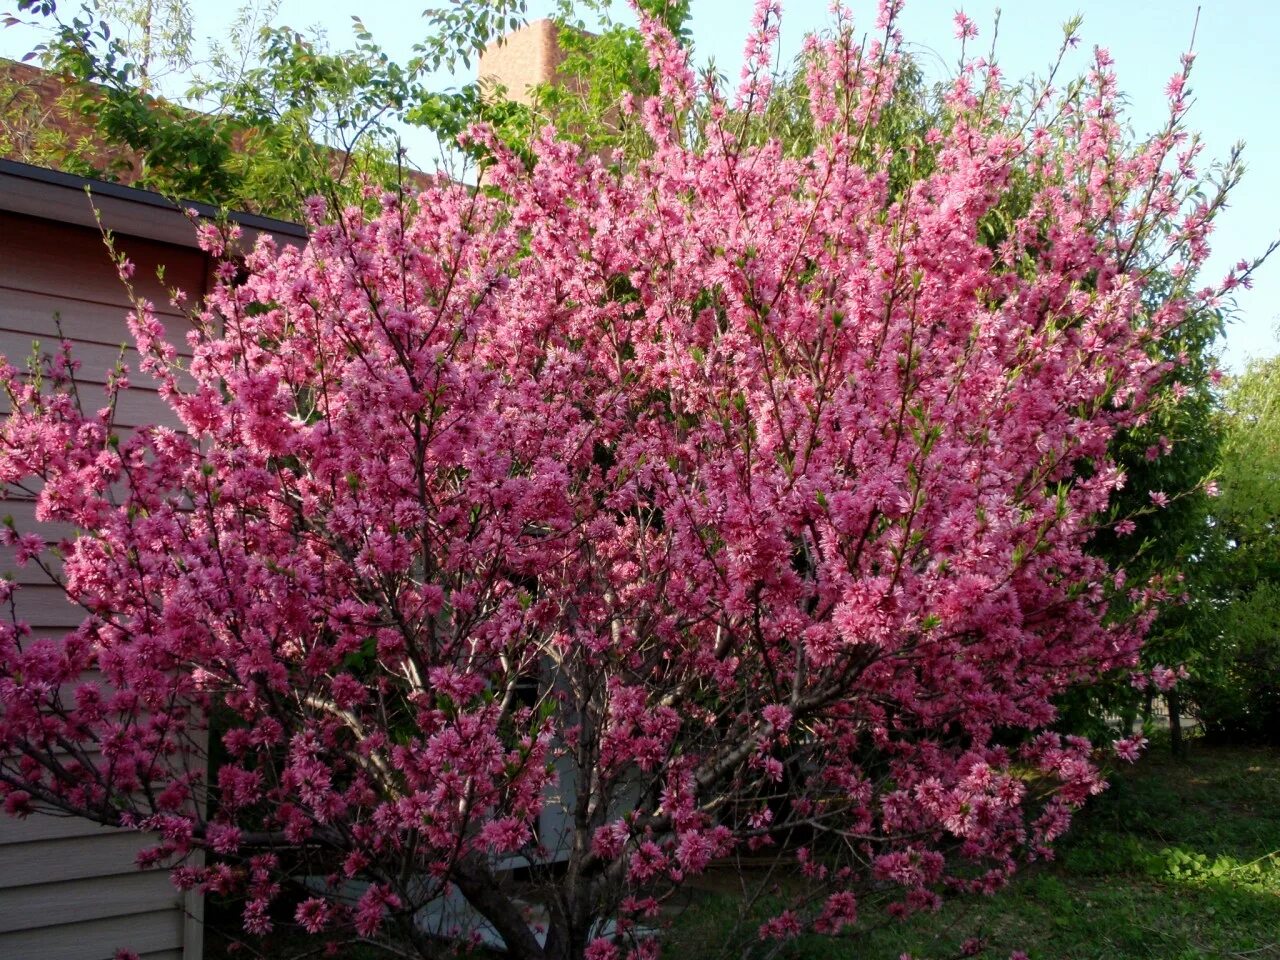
1, 0, 470, 217
1191, 348, 1280, 743
1058, 281, 1227, 753
91, 0, 193, 91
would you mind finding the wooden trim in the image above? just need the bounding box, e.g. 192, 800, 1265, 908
182, 852, 205, 960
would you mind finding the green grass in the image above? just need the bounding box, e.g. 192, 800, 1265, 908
665, 744, 1280, 960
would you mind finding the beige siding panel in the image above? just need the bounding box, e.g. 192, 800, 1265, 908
0, 500, 80, 542
0, 869, 180, 932
0, 908, 184, 960
22, 626, 86, 642
0, 544, 63, 584
0, 831, 155, 888
0, 286, 195, 345
0, 382, 182, 431
5, 584, 88, 626
0, 813, 120, 845
1, 206, 213, 960
0, 331, 196, 392
103, 385, 183, 431
0, 212, 207, 311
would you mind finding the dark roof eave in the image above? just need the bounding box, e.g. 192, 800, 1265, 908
0, 158, 308, 249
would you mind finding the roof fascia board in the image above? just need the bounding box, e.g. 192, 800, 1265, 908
0, 158, 307, 249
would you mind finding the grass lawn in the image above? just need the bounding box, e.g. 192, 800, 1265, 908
666, 743, 1280, 960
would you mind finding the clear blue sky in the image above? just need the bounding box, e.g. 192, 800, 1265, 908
4, 1, 1277, 369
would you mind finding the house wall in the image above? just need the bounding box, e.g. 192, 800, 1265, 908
0, 208, 205, 960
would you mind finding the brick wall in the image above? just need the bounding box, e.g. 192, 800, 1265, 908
477, 19, 565, 105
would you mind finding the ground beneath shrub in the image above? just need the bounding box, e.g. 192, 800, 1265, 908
202, 743, 1279, 959
665, 743, 1280, 960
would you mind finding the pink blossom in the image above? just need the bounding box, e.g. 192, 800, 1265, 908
1113, 735, 1148, 763
3, 790, 32, 817
758, 910, 802, 941
762, 704, 793, 733
10, 532, 43, 566
353, 885, 400, 938
295, 897, 332, 934
592, 821, 630, 860
206, 822, 243, 855
302, 196, 328, 223
953, 11, 979, 40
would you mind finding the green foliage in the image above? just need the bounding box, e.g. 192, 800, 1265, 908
92, 0, 194, 88
1044, 111, 1257, 749
2, 0, 522, 218
1191, 352, 1280, 743
1217, 352, 1280, 563
401, 0, 691, 166
0, 63, 71, 161
415, 0, 528, 74
532, 0, 691, 159
196, 22, 414, 212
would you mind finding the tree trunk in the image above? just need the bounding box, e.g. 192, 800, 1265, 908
1167, 689, 1184, 757
452, 858, 548, 960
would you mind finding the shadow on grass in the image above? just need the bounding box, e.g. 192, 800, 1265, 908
664, 744, 1280, 960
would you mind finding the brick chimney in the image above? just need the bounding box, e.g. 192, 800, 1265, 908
477, 19, 566, 106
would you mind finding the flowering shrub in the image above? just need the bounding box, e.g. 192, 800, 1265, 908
0, 3, 1241, 957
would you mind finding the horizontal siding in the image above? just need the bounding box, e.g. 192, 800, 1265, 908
0, 329, 196, 392
0, 543, 64, 584
2, 583, 89, 626
0, 907, 184, 960
0, 286, 195, 346
0, 211, 207, 312
1, 209, 212, 960
0, 379, 183, 430
0, 831, 156, 888
0, 209, 209, 960
0, 869, 180, 932
0, 499, 80, 542
0, 812, 120, 845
